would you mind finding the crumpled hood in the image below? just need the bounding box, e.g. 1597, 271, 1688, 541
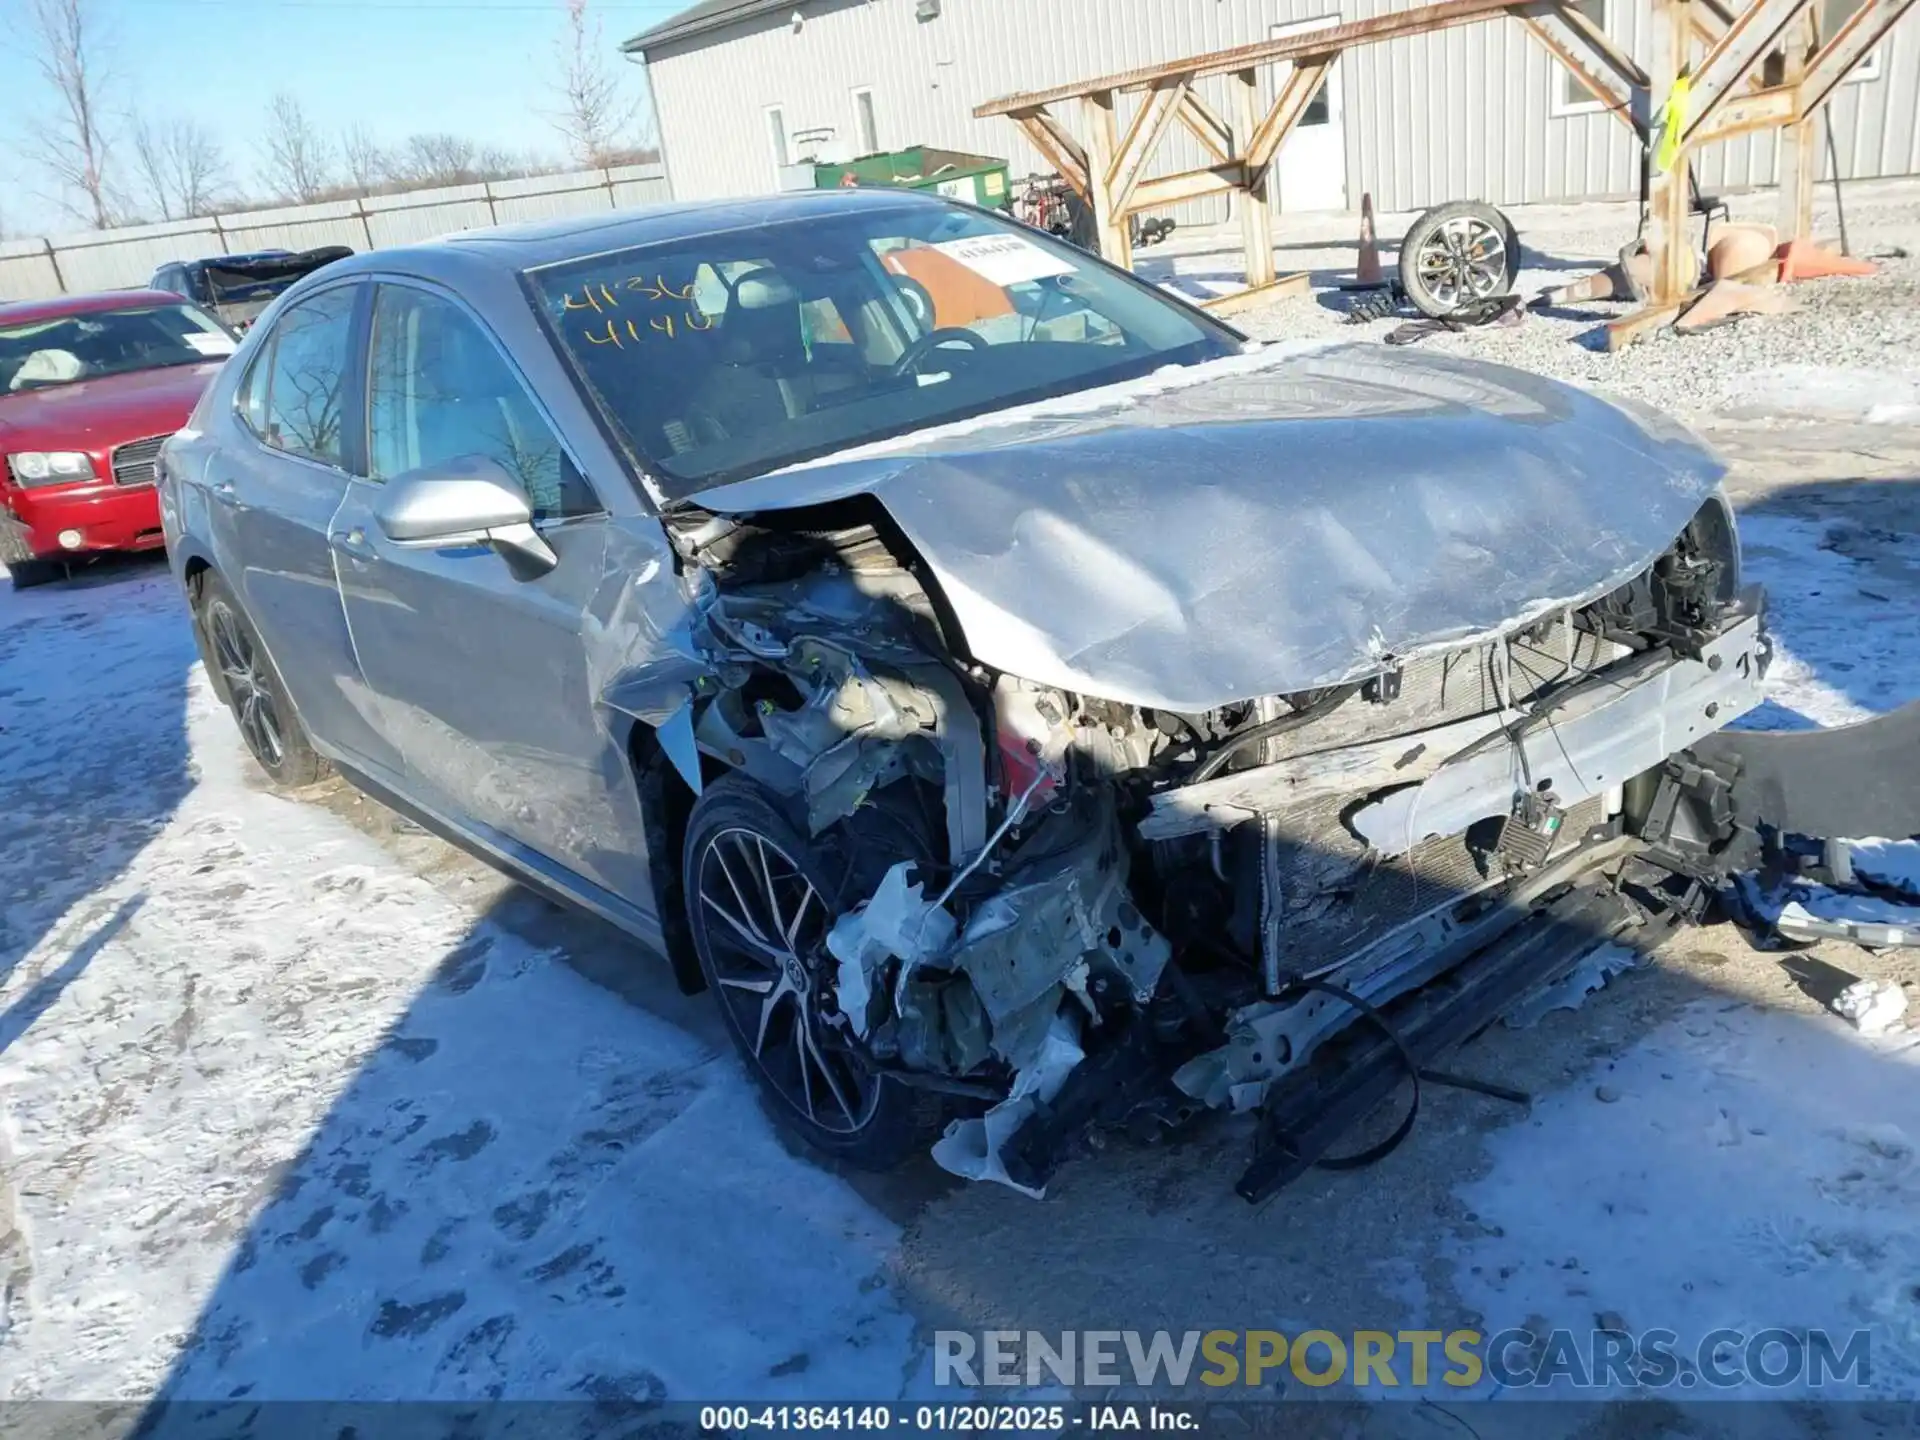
694, 343, 1727, 712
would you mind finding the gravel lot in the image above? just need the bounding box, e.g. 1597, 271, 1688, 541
1142, 176, 1920, 424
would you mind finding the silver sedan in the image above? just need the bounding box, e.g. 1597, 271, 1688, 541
161, 189, 1815, 1197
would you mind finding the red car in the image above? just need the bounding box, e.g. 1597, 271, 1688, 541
0, 289, 236, 589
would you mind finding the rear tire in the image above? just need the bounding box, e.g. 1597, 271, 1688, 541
683, 772, 942, 1170
193, 570, 329, 790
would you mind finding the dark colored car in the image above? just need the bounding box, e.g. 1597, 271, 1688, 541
0, 289, 237, 588
150, 247, 354, 333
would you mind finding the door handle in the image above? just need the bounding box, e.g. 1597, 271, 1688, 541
212, 481, 236, 499
329, 526, 374, 559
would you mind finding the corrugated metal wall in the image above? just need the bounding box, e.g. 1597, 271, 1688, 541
643, 0, 1918, 219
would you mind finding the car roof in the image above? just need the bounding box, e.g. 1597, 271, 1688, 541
0, 289, 188, 327
165, 250, 293, 270
326, 187, 953, 284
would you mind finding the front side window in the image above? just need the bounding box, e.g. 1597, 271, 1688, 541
0, 303, 234, 393
366, 285, 596, 522
527, 200, 1236, 497
260, 286, 356, 466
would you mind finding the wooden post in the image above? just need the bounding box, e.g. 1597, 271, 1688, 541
1081, 89, 1132, 270
1774, 7, 1819, 242
1646, 0, 1695, 302
1234, 67, 1277, 290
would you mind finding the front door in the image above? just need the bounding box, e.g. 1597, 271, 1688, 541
328, 279, 659, 907
1269, 17, 1349, 213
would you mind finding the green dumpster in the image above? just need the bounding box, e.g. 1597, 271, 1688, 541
813, 147, 1011, 212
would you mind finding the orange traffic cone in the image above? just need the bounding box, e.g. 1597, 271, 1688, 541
1356, 193, 1383, 286
1776, 238, 1877, 282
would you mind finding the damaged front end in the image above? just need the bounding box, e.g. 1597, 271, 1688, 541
647, 473, 1882, 1202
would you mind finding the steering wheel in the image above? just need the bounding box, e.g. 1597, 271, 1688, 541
890, 326, 988, 377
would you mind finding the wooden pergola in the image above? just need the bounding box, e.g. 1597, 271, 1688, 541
976, 0, 1914, 324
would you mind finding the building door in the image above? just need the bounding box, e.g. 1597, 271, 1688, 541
1268, 17, 1348, 212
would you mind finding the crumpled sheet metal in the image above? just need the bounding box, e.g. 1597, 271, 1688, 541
695, 344, 1727, 712
930, 1012, 1084, 1198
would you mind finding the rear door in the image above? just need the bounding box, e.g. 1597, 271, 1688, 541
327, 278, 656, 905
204, 280, 399, 772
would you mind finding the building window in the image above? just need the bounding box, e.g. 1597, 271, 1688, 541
852, 88, 879, 155
1823, 0, 1883, 81
1552, 0, 1610, 115
766, 106, 790, 179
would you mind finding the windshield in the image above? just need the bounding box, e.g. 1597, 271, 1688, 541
526, 200, 1238, 498
0, 304, 236, 393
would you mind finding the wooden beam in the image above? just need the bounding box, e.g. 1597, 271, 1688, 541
977, 0, 1519, 115
1688, 80, 1800, 143
1123, 162, 1250, 213
1011, 108, 1088, 198
1247, 55, 1335, 173
1174, 88, 1234, 163
1106, 77, 1188, 216
1801, 0, 1918, 110
1684, 0, 1811, 143
1647, 0, 1695, 303
1233, 68, 1276, 291
1080, 90, 1131, 270
1775, 9, 1820, 241
1517, 0, 1651, 130
1198, 274, 1312, 314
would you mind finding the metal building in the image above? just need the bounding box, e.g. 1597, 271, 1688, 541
625, 0, 1917, 226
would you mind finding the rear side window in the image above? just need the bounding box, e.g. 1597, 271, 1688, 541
366, 284, 598, 522
256, 287, 356, 467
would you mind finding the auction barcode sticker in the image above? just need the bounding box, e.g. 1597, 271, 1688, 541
932, 233, 1077, 286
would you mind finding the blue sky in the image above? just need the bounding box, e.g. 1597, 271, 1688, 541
0, 0, 687, 236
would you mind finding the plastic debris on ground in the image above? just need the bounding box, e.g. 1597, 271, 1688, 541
1830, 978, 1909, 1036
929, 1012, 1083, 1198
1847, 837, 1920, 899
1737, 840, 1920, 951
1502, 941, 1643, 1028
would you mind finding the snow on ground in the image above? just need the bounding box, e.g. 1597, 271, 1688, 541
1448, 1002, 1920, 1399
1425, 440, 1920, 1405
0, 564, 917, 1407
3, 332, 1920, 1418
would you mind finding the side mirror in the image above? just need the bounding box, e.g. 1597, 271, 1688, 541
372, 454, 557, 578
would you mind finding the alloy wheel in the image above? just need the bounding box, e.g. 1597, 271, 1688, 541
1414, 214, 1510, 310
206, 599, 285, 768
694, 826, 881, 1135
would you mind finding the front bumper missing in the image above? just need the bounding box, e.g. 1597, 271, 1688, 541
1351, 611, 1769, 857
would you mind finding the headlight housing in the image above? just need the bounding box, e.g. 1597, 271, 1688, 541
6, 451, 97, 487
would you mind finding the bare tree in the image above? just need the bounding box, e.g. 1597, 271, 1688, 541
394, 133, 527, 187
24, 0, 116, 228
260, 93, 333, 202
130, 115, 231, 220
340, 124, 389, 194
550, 0, 642, 168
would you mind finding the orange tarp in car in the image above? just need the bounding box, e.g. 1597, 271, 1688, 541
883, 247, 1015, 328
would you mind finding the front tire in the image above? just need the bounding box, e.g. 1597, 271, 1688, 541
193, 571, 329, 790
7, 559, 63, 591
683, 774, 941, 1170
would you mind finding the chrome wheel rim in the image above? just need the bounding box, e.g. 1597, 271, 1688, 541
207, 600, 285, 768
694, 826, 880, 1135
1415, 215, 1509, 310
